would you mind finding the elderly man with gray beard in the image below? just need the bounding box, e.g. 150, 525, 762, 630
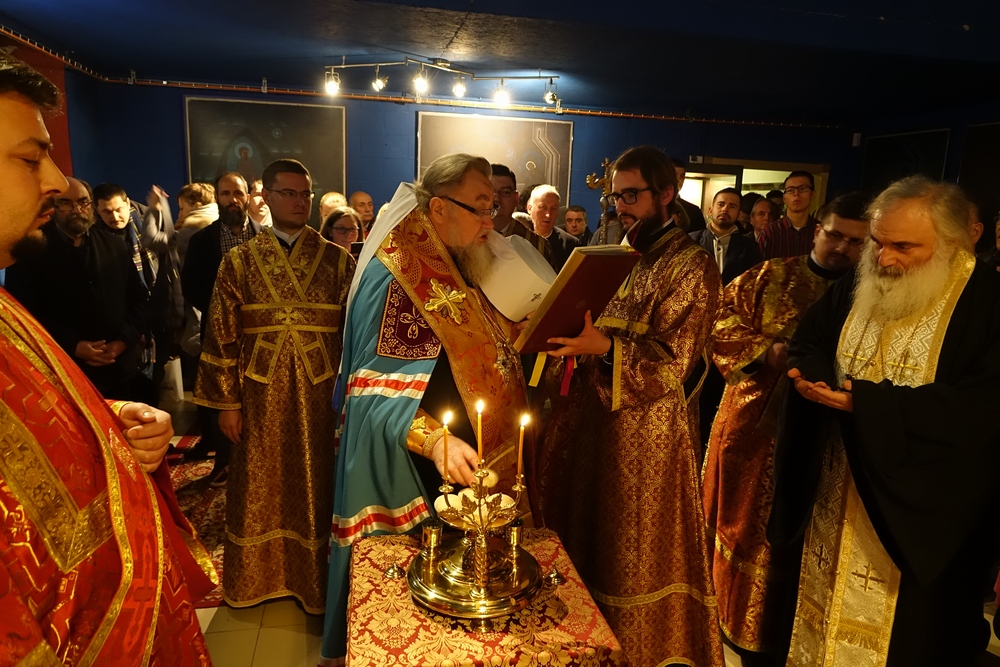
321, 154, 532, 664
768, 176, 1000, 667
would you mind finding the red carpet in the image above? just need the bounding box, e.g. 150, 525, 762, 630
170, 459, 226, 608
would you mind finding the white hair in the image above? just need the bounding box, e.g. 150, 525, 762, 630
528, 184, 560, 206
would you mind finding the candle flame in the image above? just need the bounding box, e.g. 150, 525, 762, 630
520, 413, 530, 427
476, 399, 484, 414
443, 411, 452, 426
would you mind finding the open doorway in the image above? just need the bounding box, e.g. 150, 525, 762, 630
704, 157, 830, 215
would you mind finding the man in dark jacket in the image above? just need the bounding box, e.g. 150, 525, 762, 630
179, 170, 261, 484
5, 177, 149, 400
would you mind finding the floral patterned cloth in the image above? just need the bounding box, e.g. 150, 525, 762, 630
344, 529, 624, 667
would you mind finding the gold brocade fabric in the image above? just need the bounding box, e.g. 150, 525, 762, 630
788, 251, 974, 667
377, 209, 529, 487
194, 228, 355, 612
538, 227, 725, 667
702, 256, 834, 651
0, 289, 210, 665
345, 530, 624, 667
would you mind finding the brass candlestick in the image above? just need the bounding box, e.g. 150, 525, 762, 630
407, 416, 542, 619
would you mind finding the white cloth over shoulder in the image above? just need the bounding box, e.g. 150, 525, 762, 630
479, 232, 556, 321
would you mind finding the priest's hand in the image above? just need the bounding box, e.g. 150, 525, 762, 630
788, 368, 854, 412
546, 310, 611, 357
430, 436, 479, 487
119, 402, 173, 473
219, 409, 243, 444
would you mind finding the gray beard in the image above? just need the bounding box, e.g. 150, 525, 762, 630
55, 212, 94, 238
852, 243, 956, 323
449, 242, 495, 287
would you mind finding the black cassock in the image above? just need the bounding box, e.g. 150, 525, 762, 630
769, 261, 1000, 666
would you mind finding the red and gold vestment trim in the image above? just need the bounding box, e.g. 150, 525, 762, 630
376, 209, 528, 483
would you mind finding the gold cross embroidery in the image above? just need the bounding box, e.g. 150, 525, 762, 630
850, 563, 887, 592
812, 543, 831, 571
424, 278, 466, 325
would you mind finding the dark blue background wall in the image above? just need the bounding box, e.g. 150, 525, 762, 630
66, 69, 867, 227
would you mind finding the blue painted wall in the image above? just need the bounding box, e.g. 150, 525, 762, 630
65, 69, 861, 227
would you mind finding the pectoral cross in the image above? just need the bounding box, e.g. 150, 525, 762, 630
424, 279, 467, 325
494, 343, 513, 384
850, 563, 887, 592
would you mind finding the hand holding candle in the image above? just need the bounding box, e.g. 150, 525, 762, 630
517, 413, 529, 478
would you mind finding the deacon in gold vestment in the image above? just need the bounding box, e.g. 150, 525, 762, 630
770, 177, 1000, 666
0, 52, 213, 666
702, 195, 868, 660
539, 146, 725, 667
195, 159, 354, 613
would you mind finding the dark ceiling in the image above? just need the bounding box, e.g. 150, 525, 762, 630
2, 0, 998, 125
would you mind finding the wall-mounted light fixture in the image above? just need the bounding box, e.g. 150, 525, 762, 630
543, 77, 558, 105
372, 65, 387, 92
413, 66, 429, 95
493, 80, 510, 108
325, 56, 558, 105
325, 67, 340, 96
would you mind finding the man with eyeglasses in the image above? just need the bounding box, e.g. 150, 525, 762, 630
536, 145, 725, 667
195, 158, 355, 614
322, 153, 532, 664
702, 192, 868, 665
758, 170, 821, 260
490, 163, 554, 265
6, 176, 150, 402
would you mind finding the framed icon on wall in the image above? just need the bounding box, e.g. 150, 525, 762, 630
417, 112, 573, 202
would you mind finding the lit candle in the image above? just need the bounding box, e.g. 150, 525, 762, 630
517, 414, 530, 478
475, 399, 484, 463
442, 411, 452, 483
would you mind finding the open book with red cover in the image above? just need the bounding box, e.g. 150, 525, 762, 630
513, 244, 641, 354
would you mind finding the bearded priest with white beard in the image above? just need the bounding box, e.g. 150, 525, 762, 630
768, 176, 1000, 667
320, 154, 531, 665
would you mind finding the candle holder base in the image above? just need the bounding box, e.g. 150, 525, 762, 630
408, 532, 542, 619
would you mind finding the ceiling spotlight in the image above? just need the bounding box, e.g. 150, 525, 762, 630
372, 65, 387, 92
325, 69, 340, 96
413, 67, 429, 95
543, 77, 558, 104
494, 80, 510, 108
452, 76, 466, 98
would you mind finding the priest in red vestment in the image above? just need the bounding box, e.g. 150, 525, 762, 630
0, 52, 214, 665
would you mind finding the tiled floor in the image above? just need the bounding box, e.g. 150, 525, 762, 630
197, 601, 324, 667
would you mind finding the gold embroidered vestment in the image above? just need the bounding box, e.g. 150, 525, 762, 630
195, 227, 354, 612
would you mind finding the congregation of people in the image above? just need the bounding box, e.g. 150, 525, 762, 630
4, 50, 1000, 667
